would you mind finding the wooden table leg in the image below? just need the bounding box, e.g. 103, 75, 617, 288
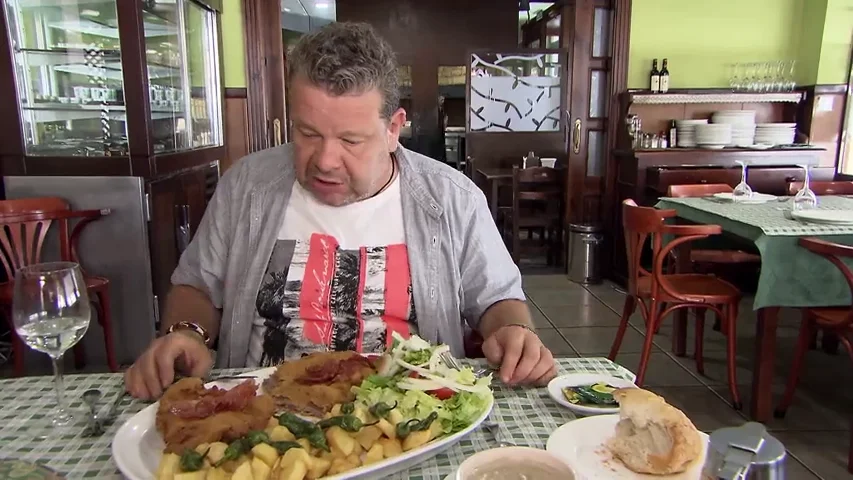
750, 306, 780, 422
490, 181, 500, 222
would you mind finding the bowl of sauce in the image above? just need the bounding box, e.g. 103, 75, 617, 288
455, 447, 575, 480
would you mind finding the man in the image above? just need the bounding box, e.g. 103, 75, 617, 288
125, 22, 557, 400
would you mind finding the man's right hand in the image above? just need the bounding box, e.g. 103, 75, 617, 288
124, 331, 213, 400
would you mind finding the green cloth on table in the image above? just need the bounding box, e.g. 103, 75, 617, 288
0, 357, 634, 480
656, 195, 853, 310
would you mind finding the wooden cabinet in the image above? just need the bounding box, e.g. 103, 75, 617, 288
148, 163, 218, 323
0, 0, 225, 340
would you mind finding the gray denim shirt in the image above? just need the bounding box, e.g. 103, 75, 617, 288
171, 144, 525, 367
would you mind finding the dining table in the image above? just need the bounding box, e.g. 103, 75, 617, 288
655, 194, 853, 423
474, 167, 515, 221
0, 357, 634, 479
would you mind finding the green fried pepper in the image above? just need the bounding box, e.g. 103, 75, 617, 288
179, 448, 207, 472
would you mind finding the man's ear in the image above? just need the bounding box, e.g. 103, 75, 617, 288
386, 107, 407, 151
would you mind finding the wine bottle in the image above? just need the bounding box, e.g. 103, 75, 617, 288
660, 58, 670, 93
669, 120, 677, 148
650, 59, 660, 93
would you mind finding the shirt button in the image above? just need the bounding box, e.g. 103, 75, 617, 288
432, 236, 437, 245
429, 287, 435, 298
431, 204, 438, 210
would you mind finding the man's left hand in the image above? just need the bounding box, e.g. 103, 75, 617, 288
482, 325, 557, 386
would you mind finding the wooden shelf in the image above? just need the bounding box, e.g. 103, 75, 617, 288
628, 91, 804, 105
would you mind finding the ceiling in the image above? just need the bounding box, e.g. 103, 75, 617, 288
281, 0, 336, 22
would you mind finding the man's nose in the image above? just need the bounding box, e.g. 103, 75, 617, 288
313, 140, 342, 172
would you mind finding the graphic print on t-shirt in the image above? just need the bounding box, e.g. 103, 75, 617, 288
255, 233, 415, 366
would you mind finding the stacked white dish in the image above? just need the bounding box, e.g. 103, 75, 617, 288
755, 123, 796, 146
711, 110, 756, 147
675, 119, 708, 147
694, 123, 732, 149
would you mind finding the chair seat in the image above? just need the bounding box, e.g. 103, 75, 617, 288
691, 249, 761, 264
809, 307, 851, 327
637, 274, 741, 304
0, 275, 109, 304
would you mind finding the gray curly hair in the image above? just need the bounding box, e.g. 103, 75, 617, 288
287, 22, 400, 120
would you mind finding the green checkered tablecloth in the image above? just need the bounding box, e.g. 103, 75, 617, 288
658, 195, 853, 236
656, 195, 853, 310
0, 357, 634, 480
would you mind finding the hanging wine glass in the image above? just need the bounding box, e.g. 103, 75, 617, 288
792, 164, 818, 211
732, 161, 754, 202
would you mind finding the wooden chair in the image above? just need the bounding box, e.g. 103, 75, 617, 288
775, 237, 853, 472
786, 180, 853, 196
0, 197, 117, 375
610, 199, 743, 408
504, 166, 564, 266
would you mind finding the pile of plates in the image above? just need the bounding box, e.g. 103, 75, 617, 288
694, 124, 732, 149
675, 119, 708, 147
755, 123, 796, 146
711, 110, 756, 147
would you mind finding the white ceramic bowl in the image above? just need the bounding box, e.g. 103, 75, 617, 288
547, 373, 637, 415
455, 447, 576, 480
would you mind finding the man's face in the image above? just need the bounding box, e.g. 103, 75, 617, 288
289, 77, 406, 206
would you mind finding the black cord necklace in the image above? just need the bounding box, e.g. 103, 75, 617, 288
370, 155, 396, 199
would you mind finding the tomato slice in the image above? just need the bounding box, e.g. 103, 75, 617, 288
409, 371, 420, 378
428, 387, 455, 400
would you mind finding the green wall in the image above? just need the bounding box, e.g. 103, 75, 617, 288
817, 0, 853, 83
627, 0, 850, 89
221, 0, 246, 88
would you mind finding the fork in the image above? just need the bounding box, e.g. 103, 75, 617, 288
439, 351, 488, 378
483, 421, 516, 447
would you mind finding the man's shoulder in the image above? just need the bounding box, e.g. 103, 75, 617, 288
400, 148, 481, 200
222, 145, 295, 192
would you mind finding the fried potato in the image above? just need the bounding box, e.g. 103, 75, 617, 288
305, 456, 331, 480
327, 458, 356, 476
375, 418, 396, 439
174, 472, 206, 480
364, 443, 384, 465
378, 437, 403, 458
206, 442, 229, 466
252, 443, 279, 468
353, 425, 383, 450
278, 460, 307, 480
232, 460, 253, 480
205, 468, 230, 480
251, 457, 271, 480
269, 426, 296, 442
403, 430, 432, 451
326, 426, 356, 457
156, 452, 180, 480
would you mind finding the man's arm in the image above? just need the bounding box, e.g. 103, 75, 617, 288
478, 299, 534, 340
159, 285, 222, 341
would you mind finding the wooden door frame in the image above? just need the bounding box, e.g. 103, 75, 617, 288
243, 0, 287, 153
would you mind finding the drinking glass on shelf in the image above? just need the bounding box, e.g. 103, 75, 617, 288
786, 60, 797, 92
730, 63, 742, 91
13, 262, 91, 427
792, 164, 818, 211
732, 161, 754, 202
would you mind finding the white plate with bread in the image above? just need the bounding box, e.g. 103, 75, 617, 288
546, 389, 708, 479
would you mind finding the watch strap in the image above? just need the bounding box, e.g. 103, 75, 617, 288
168, 321, 211, 346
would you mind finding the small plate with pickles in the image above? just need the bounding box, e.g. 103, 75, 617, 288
547, 374, 637, 415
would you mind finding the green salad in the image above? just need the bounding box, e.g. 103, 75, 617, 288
352, 333, 492, 435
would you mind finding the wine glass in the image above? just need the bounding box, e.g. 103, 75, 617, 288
792, 164, 818, 211
13, 262, 91, 427
732, 161, 754, 202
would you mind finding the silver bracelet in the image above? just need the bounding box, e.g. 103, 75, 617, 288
498, 323, 537, 336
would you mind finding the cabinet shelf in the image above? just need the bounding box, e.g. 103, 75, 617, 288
49, 19, 176, 39
627, 91, 804, 105
23, 103, 183, 122
52, 62, 177, 80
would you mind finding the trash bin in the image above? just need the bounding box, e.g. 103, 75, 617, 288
567, 224, 604, 285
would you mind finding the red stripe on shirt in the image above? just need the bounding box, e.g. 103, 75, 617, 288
383, 243, 411, 347
355, 246, 367, 352
298, 233, 337, 345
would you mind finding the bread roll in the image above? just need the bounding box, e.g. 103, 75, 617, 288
605, 388, 702, 475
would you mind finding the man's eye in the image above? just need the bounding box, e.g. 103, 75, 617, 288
300, 131, 319, 138
342, 138, 361, 146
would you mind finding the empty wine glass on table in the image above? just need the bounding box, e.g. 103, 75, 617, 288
13, 262, 91, 427
792, 164, 818, 211
732, 161, 754, 202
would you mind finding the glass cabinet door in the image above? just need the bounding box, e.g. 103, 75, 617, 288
3, 0, 129, 156
143, 0, 222, 154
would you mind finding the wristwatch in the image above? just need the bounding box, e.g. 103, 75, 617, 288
167, 321, 211, 347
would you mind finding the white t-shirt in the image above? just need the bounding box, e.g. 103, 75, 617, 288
247, 175, 417, 367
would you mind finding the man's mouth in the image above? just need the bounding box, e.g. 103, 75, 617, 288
313, 177, 342, 186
